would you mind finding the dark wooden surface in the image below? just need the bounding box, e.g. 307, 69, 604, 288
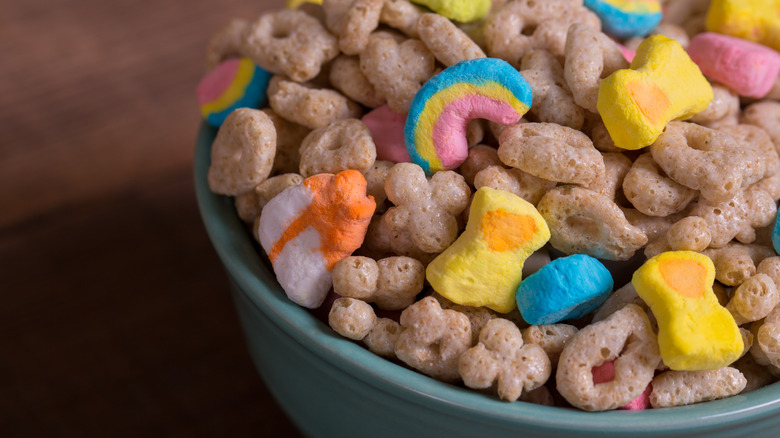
0, 0, 304, 436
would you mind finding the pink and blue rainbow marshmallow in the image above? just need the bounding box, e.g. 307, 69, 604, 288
584, 0, 662, 39
196, 57, 272, 127
404, 58, 532, 174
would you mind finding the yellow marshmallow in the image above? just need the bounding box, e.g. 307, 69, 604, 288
632, 251, 743, 371
410, 0, 491, 23
426, 187, 550, 313
597, 35, 713, 150
706, 0, 780, 52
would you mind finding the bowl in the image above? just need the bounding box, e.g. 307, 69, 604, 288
194, 123, 780, 438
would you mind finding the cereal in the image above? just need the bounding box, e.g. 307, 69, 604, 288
458, 145, 502, 186
395, 296, 472, 382
473, 165, 557, 206
498, 123, 605, 186
517, 254, 614, 325
734, 354, 778, 393
583, 0, 662, 38
362, 160, 393, 213
591, 282, 649, 323
364, 317, 402, 357
260, 109, 307, 175
360, 34, 436, 114
427, 187, 550, 313
537, 186, 648, 261
632, 251, 744, 370
521, 323, 579, 367
706, 0, 780, 52
328, 297, 377, 340
433, 292, 496, 346
333, 256, 425, 310
590, 359, 653, 410
644, 216, 712, 258
689, 84, 739, 129
268, 77, 363, 129
689, 32, 780, 99
405, 58, 532, 173
208, 108, 276, 196
242, 9, 339, 82
329, 55, 386, 107
417, 13, 486, 67
584, 152, 632, 200
649, 368, 747, 408
622, 153, 697, 217
197, 58, 272, 128
338, 0, 384, 55
382, 162, 470, 254
741, 100, 780, 152
379, 0, 423, 38
298, 118, 377, 177
520, 50, 585, 129
458, 318, 551, 401
702, 243, 776, 286
689, 186, 777, 248
205, 18, 248, 71
236, 173, 305, 223
563, 23, 630, 114
484, 0, 601, 67
257, 170, 376, 308
598, 35, 713, 150
556, 304, 661, 411
650, 122, 766, 204
726, 273, 779, 326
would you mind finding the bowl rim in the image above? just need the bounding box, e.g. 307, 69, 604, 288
194, 122, 780, 435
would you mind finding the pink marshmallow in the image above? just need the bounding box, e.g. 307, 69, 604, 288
688, 32, 780, 98
618, 44, 636, 63
361, 105, 411, 163
591, 359, 652, 410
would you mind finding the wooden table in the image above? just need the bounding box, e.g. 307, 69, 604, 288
1, 0, 304, 436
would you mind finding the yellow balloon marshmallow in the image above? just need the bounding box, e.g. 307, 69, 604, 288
632, 251, 743, 371
597, 35, 713, 150
426, 187, 550, 313
410, 0, 491, 23
706, 0, 780, 52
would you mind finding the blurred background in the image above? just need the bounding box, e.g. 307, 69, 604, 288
0, 0, 304, 435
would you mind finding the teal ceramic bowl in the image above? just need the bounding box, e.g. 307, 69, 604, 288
194, 124, 780, 438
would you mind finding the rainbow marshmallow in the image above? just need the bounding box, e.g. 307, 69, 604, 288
196, 57, 272, 127
405, 58, 532, 174
584, 0, 662, 39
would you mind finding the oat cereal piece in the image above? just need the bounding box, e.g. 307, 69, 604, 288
623, 153, 697, 217
466, 120, 487, 149
383, 163, 470, 253
757, 307, 780, 368
740, 327, 755, 358
329, 55, 386, 108
563, 24, 629, 114
583, 152, 632, 200
727, 274, 780, 326
329, 297, 377, 340
433, 293, 496, 346
690, 84, 739, 128
395, 296, 472, 382
742, 101, 780, 153
360, 34, 436, 114
649, 368, 746, 408
322, 0, 352, 34
622, 207, 687, 243
417, 13, 486, 67
234, 189, 262, 223
484, 0, 601, 67
268, 77, 363, 129
522, 324, 579, 367
208, 108, 276, 196
758, 257, 780, 287
734, 353, 779, 393
205, 19, 248, 71
644, 216, 712, 258
364, 317, 402, 358
459, 318, 551, 401
703, 243, 776, 286
242, 9, 339, 83
650, 122, 766, 204
651, 22, 691, 48
379, 0, 423, 38
474, 165, 557, 206
520, 50, 585, 130
589, 118, 623, 153
262, 109, 309, 175
661, 0, 710, 27
338, 0, 385, 55
459, 145, 502, 186
333, 256, 425, 310
720, 124, 780, 180
537, 186, 648, 261
691, 186, 777, 248
299, 118, 376, 177
592, 282, 650, 323
362, 160, 393, 213
556, 304, 661, 411
498, 123, 605, 186
362, 214, 439, 263
754, 172, 780, 202
236, 173, 305, 223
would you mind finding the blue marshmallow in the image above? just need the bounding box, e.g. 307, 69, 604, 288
773, 213, 780, 254
516, 254, 614, 325
584, 0, 662, 39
